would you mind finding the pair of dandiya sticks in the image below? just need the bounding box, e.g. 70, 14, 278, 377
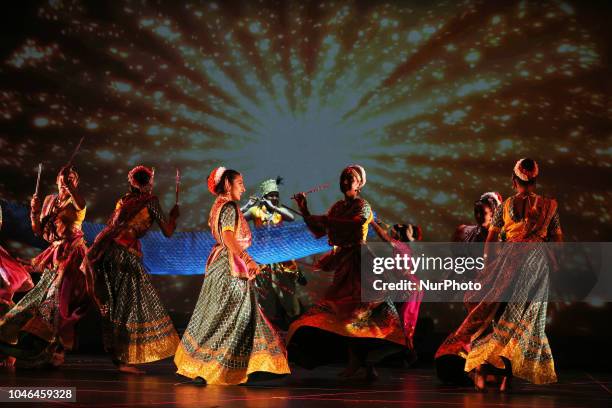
33, 137, 182, 204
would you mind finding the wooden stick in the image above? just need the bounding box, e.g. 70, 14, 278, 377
280, 204, 303, 217
67, 136, 85, 165
304, 182, 329, 195
290, 182, 330, 200
175, 168, 180, 205
34, 163, 42, 196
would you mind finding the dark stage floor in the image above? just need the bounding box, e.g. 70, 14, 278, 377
1, 356, 611, 407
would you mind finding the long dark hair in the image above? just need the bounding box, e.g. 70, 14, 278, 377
474, 200, 494, 225
392, 223, 422, 242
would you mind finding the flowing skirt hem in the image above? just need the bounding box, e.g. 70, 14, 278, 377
465, 334, 557, 384
110, 330, 180, 365
174, 342, 290, 385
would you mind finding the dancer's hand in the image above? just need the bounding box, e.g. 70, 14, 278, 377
246, 259, 260, 281
30, 195, 42, 214
59, 167, 78, 191
262, 197, 275, 210
292, 192, 307, 211
58, 167, 70, 188
240, 196, 259, 213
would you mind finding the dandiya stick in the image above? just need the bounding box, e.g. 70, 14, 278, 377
66, 136, 85, 165
175, 168, 180, 205
34, 163, 43, 196
280, 204, 303, 217
290, 182, 330, 200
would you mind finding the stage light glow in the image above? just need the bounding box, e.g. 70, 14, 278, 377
0, 0, 609, 243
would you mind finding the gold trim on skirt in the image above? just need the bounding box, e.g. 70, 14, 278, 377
174, 333, 290, 385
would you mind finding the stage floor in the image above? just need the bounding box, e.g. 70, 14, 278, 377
1, 356, 611, 407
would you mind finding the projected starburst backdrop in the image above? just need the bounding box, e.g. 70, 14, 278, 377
0, 0, 611, 241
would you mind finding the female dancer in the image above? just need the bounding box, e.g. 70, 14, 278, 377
0, 202, 34, 317
0, 203, 34, 367
440, 158, 562, 391
288, 165, 411, 380
453, 192, 502, 243
86, 165, 180, 374
0, 166, 90, 367
435, 191, 502, 385
174, 167, 290, 385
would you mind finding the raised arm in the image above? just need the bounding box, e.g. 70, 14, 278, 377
240, 196, 259, 215
65, 182, 86, 211
30, 194, 53, 237
260, 198, 295, 222
293, 192, 327, 238
148, 197, 179, 238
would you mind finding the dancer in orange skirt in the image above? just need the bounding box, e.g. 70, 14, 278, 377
288, 165, 411, 380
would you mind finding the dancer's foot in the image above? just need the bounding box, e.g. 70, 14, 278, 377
498, 356, 513, 392
192, 376, 207, 386
474, 366, 486, 392
499, 375, 512, 392
50, 350, 64, 367
118, 364, 145, 374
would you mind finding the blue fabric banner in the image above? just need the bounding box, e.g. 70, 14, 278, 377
1, 200, 336, 275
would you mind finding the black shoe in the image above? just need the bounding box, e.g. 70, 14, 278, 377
192, 377, 207, 386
